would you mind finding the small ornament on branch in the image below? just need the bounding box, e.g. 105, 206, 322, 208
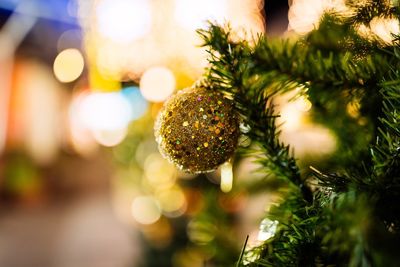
155, 85, 240, 173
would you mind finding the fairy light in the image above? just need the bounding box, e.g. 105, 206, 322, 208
220, 162, 233, 193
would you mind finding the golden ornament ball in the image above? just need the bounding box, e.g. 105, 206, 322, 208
155, 86, 240, 173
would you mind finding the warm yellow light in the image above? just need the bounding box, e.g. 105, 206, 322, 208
96, 0, 152, 44
288, 0, 347, 34
370, 17, 400, 44
131, 196, 161, 225
288, 0, 324, 34
92, 127, 128, 147
220, 162, 233, 193
68, 92, 99, 155
175, 0, 227, 30
53, 48, 84, 83
140, 66, 175, 102
295, 96, 312, 112
144, 153, 176, 189
157, 187, 186, 216
346, 101, 360, 118
279, 104, 303, 131
19, 62, 61, 164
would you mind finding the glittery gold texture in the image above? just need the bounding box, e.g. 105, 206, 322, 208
155, 87, 240, 173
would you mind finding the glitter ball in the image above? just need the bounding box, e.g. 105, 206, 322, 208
154, 86, 240, 173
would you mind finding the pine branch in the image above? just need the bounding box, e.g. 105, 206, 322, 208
346, 0, 400, 24
198, 25, 312, 201
198, 2, 400, 263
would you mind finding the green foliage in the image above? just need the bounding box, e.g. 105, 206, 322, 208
198, 0, 400, 266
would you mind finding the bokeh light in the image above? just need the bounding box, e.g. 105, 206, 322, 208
96, 0, 152, 44
220, 162, 233, 193
92, 127, 128, 147
174, 0, 227, 30
187, 219, 216, 244
121, 86, 148, 120
16, 61, 62, 164
144, 153, 176, 190
139, 66, 175, 102
370, 17, 400, 44
78, 91, 133, 131
294, 96, 312, 112
53, 48, 84, 83
279, 102, 304, 131
288, 0, 347, 34
156, 187, 187, 217
68, 92, 99, 155
131, 196, 162, 225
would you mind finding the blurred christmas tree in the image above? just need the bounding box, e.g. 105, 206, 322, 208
163, 0, 400, 266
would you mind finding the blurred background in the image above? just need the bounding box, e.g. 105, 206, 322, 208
0, 0, 356, 266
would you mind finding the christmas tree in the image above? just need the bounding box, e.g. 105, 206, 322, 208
163, 1, 400, 266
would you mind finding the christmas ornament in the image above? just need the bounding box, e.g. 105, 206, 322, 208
155, 86, 240, 173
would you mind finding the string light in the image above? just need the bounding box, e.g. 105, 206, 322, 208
220, 162, 233, 193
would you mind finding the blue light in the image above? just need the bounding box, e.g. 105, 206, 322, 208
121, 86, 148, 121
